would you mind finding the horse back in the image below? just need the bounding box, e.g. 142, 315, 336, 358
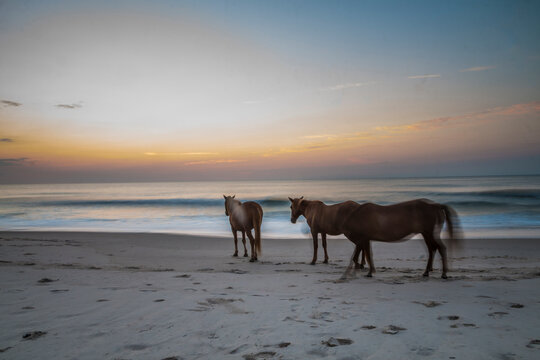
230, 201, 263, 231
344, 199, 443, 241
309, 200, 360, 235
243, 201, 263, 220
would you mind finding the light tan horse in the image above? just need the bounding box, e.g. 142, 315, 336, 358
288, 196, 365, 268
224, 195, 263, 262
289, 197, 461, 279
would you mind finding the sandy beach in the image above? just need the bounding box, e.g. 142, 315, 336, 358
1, 231, 539, 359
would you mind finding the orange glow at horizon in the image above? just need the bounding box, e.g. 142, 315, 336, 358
2, 101, 539, 174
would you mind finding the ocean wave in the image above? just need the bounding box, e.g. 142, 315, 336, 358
439, 189, 540, 199
36, 197, 291, 208
446, 201, 540, 215
398, 188, 540, 199
0, 212, 26, 218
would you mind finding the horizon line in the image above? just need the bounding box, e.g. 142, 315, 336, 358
1, 173, 539, 186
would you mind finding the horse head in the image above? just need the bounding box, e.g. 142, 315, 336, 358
223, 194, 236, 216
288, 196, 305, 224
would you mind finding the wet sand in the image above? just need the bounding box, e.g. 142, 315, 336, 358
1, 231, 539, 359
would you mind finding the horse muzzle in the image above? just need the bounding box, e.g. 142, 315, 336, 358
290, 217, 297, 224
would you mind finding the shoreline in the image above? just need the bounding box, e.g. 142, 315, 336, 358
2, 229, 540, 241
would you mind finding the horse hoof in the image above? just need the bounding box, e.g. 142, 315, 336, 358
441, 274, 448, 279
366, 273, 373, 278
233, 253, 238, 257
309, 261, 316, 265
355, 264, 364, 270
249, 258, 255, 263
423, 272, 429, 277
243, 254, 248, 257
323, 260, 328, 264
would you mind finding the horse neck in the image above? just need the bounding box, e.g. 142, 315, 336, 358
301, 200, 316, 218
227, 200, 242, 215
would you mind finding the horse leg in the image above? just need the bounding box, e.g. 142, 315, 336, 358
232, 230, 238, 257
433, 234, 448, 279
246, 230, 257, 262
363, 240, 376, 277
353, 245, 364, 269
310, 231, 318, 265
340, 245, 358, 280
422, 233, 436, 277
242, 231, 248, 257
322, 233, 329, 264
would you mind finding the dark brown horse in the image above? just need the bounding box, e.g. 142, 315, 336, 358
288, 197, 365, 268
224, 195, 263, 262
289, 197, 461, 278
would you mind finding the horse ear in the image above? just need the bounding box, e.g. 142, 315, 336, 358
300, 196, 304, 200
223, 195, 227, 199
288, 197, 293, 203
232, 195, 235, 199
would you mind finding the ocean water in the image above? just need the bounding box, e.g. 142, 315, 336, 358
1, 176, 539, 239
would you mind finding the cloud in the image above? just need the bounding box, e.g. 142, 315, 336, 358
460, 65, 496, 72
407, 74, 441, 79
56, 103, 82, 109
319, 82, 375, 91
144, 152, 219, 156
303, 134, 336, 139
0, 138, 14, 142
376, 101, 540, 133
184, 159, 245, 166
182, 152, 219, 156
1, 100, 22, 107
0, 157, 29, 166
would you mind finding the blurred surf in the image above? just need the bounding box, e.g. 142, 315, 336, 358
1, 176, 539, 238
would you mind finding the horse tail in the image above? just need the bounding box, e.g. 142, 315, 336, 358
441, 204, 463, 252
254, 204, 263, 256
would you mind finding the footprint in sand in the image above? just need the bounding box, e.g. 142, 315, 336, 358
229, 344, 250, 354
321, 337, 353, 346
411, 346, 435, 356
360, 325, 376, 330
125, 344, 149, 351
38, 278, 57, 284
526, 339, 540, 349
228, 269, 248, 274
510, 303, 524, 308
242, 351, 276, 360
450, 323, 477, 328
488, 312, 508, 318
413, 300, 442, 308
382, 325, 406, 334
190, 298, 249, 314
22, 331, 47, 340
438, 315, 459, 320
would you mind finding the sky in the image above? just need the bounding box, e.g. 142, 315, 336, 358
1, 0, 539, 183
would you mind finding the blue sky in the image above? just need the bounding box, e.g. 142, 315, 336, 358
0, 0, 539, 182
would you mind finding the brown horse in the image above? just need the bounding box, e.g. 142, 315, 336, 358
224, 195, 263, 262
288, 197, 365, 268
289, 197, 461, 279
